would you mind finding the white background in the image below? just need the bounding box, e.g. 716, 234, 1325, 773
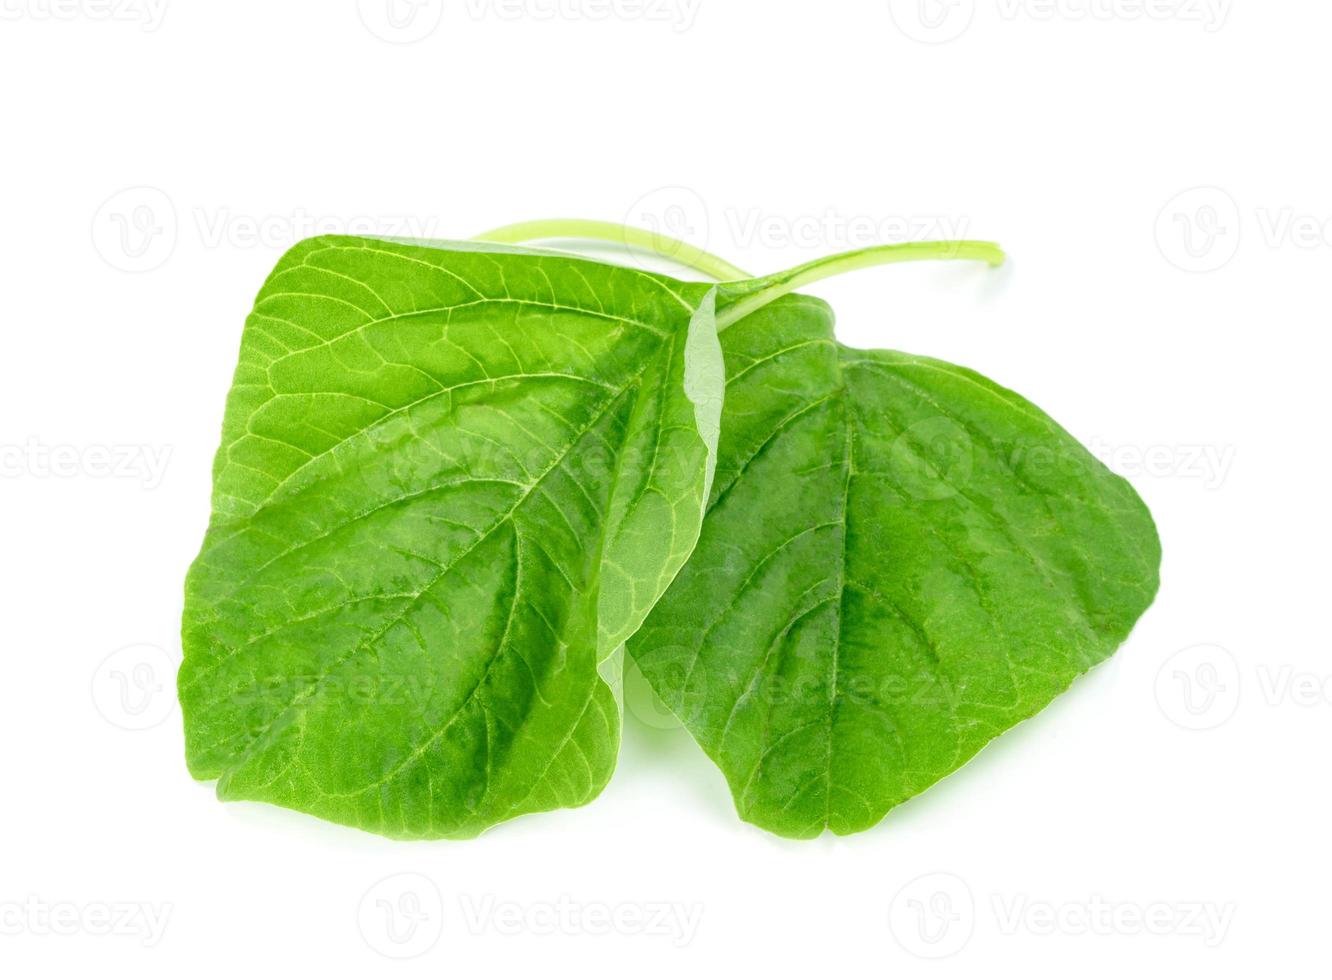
1, 1, 1327, 976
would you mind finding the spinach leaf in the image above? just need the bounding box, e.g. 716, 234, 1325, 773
183, 223, 1161, 842
179, 236, 723, 838
626, 253, 1161, 838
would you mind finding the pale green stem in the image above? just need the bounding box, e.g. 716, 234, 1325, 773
474, 219, 752, 282
715, 241, 1006, 329
475, 220, 1005, 329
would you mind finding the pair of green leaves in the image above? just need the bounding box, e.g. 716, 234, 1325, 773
178, 225, 1159, 839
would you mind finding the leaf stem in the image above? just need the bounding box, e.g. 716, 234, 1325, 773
474, 221, 1005, 331
716, 240, 1005, 329
474, 219, 753, 282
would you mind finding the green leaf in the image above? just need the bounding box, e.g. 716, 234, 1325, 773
628, 284, 1161, 839
179, 235, 723, 839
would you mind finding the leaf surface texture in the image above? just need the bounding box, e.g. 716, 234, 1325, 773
180, 236, 723, 838
628, 294, 1161, 838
